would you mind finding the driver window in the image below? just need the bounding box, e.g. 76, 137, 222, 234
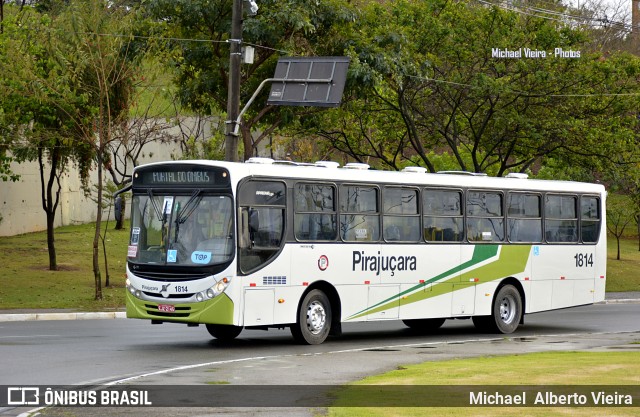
238, 180, 286, 273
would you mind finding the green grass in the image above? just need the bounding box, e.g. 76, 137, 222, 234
0, 223, 638, 310
0, 221, 130, 311
606, 236, 640, 291
328, 351, 640, 416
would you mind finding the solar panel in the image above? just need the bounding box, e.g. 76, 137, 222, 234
267, 56, 350, 107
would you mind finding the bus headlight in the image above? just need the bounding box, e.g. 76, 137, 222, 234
126, 279, 139, 297
213, 277, 231, 296
204, 277, 232, 299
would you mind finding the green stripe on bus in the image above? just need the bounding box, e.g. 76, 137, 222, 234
346, 245, 530, 321
347, 245, 499, 320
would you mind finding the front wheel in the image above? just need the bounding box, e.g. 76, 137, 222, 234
473, 284, 522, 334
291, 289, 332, 345
206, 324, 243, 341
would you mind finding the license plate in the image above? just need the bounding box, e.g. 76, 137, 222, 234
158, 304, 175, 313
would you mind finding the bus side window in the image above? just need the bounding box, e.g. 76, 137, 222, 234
545, 194, 578, 243
339, 185, 380, 242
423, 189, 464, 242
580, 196, 600, 243
383, 187, 420, 242
507, 193, 542, 243
467, 191, 505, 242
294, 183, 337, 241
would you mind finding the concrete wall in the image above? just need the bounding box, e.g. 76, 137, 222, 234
0, 141, 180, 237
0, 118, 212, 237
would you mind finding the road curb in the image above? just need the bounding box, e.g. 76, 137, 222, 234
0, 311, 126, 322
603, 299, 640, 304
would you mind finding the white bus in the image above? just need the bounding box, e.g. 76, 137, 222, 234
121, 158, 606, 344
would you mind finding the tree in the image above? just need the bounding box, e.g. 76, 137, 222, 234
145, 0, 357, 161
607, 193, 635, 260
1, 4, 93, 271
47, 0, 146, 299
303, 0, 640, 179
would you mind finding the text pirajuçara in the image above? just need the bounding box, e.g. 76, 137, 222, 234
352, 251, 417, 276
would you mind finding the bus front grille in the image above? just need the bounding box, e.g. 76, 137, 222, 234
142, 291, 194, 299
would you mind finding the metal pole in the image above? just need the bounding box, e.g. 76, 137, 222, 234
224, 0, 243, 162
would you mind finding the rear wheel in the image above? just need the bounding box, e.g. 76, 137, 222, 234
206, 324, 243, 341
402, 318, 446, 332
291, 289, 331, 345
473, 284, 522, 334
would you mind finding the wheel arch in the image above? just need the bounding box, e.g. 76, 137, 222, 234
495, 276, 526, 324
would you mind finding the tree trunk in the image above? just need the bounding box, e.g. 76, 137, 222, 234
636, 214, 640, 252
616, 235, 621, 261
93, 159, 104, 300
102, 204, 111, 287
38, 146, 61, 271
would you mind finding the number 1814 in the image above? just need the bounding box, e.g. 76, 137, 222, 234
574, 253, 593, 268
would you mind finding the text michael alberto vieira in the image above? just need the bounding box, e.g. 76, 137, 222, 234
470, 390, 633, 406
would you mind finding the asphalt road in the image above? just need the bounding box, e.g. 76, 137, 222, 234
1, 303, 639, 416
1, 303, 639, 386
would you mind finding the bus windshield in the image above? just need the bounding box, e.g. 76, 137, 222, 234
128, 193, 234, 266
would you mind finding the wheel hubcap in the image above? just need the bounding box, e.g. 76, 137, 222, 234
499, 295, 516, 324
306, 301, 326, 335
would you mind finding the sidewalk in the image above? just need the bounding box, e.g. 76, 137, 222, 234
0, 309, 125, 322
0, 293, 638, 323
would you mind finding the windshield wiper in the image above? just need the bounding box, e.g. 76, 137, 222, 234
173, 190, 202, 243
147, 189, 164, 221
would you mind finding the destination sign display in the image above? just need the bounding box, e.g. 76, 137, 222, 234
146, 171, 212, 185
135, 166, 228, 187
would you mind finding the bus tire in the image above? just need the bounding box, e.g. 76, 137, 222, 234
474, 284, 522, 334
402, 318, 446, 332
206, 324, 243, 341
291, 289, 331, 345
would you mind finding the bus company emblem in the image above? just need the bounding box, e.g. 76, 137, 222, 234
160, 283, 171, 298
318, 255, 329, 271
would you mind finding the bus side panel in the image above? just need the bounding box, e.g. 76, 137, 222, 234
593, 234, 607, 303
395, 245, 460, 321
531, 244, 594, 310
243, 289, 274, 326
528, 281, 553, 313
367, 285, 400, 320
240, 246, 296, 326
290, 243, 372, 321
398, 283, 452, 320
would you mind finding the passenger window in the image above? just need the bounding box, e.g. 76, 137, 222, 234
507, 193, 542, 243
467, 191, 504, 242
423, 189, 464, 242
294, 183, 337, 241
383, 187, 420, 242
580, 196, 600, 243
339, 185, 380, 241
545, 194, 578, 243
